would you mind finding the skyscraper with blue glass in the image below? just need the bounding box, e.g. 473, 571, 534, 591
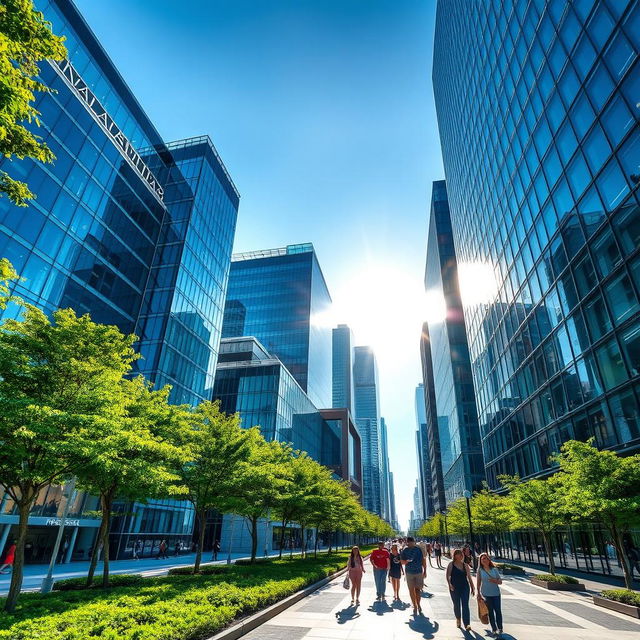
332, 324, 355, 412
423, 180, 485, 503
0, 0, 239, 559
221, 244, 333, 409
415, 384, 434, 519
353, 345, 384, 516
433, 0, 640, 489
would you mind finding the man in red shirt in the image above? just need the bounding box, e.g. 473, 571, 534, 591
370, 541, 390, 601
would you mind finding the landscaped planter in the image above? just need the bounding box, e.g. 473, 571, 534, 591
531, 577, 585, 591
501, 567, 525, 575
593, 595, 640, 618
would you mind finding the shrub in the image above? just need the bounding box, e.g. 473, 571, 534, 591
495, 563, 524, 572
601, 589, 640, 607
53, 574, 146, 591
168, 565, 230, 576
534, 573, 579, 584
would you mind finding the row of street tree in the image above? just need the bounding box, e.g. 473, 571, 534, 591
0, 260, 394, 612
418, 440, 640, 589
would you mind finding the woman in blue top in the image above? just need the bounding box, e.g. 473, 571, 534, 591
476, 552, 503, 637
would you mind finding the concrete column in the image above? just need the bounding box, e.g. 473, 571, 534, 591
64, 526, 79, 563
0, 524, 11, 557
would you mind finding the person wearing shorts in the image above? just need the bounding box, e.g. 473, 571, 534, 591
400, 536, 426, 615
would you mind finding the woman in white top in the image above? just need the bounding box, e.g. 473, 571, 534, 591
476, 552, 503, 637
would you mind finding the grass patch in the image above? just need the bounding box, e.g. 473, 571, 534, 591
495, 562, 524, 572
534, 573, 580, 584
0, 547, 374, 640
53, 574, 146, 591
600, 589, 640, 607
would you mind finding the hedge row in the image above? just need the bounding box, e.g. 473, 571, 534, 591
534, 573, 580, 584
0, 549, 372, 640
600, 589, 640, 607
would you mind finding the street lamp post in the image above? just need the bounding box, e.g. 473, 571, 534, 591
463, 489, 475, 551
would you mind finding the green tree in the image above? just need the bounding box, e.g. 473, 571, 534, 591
230, 438, 294, 563
0, 257, 18, 304
0, 304, 136, 612
500, 475, 564, 574
0, 0, 66, 205
310, 479, 359, 554
554, 439, 640, 589
444, 498, 471, 538
76, 378, 189, 587
418, 512, 442, 539
472, 483, 513, 547
175, 401, 259, 573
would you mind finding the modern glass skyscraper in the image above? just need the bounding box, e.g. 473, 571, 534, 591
380, 417, 391, 522
0, 0, 239, 560
415, 384, 434, 519
221, 244, 333, 408
433, 0, 640, 489
332, 324, 355, 412
353, 345, 383, 516
423, 180, 485, 503
419, 323, 446, 513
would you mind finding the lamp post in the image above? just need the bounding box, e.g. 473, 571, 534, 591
462, 489, 475, 551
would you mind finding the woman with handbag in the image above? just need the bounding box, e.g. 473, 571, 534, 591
476, 552, 504, 637
346, 546, 365, 605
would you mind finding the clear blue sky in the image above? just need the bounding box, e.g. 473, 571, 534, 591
75, 0, 443, 530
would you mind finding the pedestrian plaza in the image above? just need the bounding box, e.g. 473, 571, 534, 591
243, 559, 640, 640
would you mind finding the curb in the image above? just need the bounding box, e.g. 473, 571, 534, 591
208, 553, 369, 640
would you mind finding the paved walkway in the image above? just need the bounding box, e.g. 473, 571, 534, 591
243, 559, 640, 640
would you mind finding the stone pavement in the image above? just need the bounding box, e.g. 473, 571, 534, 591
242, 558, 640, 640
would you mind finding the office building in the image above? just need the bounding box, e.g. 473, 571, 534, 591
388, 471, 399, 531
380, 417, 391, 522
415, 384, 434, 518
433, 0, 640, 488
422, 181, 485, 503
221, 244, 332, 408
0, 0, 238, 560
332, 324, 355, 412
419, 324, 446, 513
353, 345, 384, 516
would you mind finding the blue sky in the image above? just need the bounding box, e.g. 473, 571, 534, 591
75, 0, 443, 529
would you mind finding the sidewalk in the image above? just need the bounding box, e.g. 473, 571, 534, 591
240, 557, 640, 640
0, 548, 313, 596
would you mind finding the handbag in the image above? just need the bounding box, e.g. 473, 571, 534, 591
477, 597, 489, 625
342, 574, 350, 589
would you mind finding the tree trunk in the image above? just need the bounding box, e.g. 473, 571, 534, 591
250, 516, 258, 564
4, 500, 31, 613
279, 522, 287, 559
101, 493, 113, 588
611, 523, 633, 590
86, 515, 106, 587
301, 525, 306, 559
314, 529, 319, 558
327, 531, 333, 554
541, 531, 555, 575
194, 509, 206, 574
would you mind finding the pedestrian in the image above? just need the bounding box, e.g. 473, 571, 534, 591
425, 542, 433, 567
370, 541, 390, 601
0, 540, 16, 574
446, 548, 475, 631
212, 539, 221, 561
623, 538, 640, 579
388, 543, 404, 601
133, 539, 142, 560
157, 539, 168, 559
434, 541, 444, 569
463, 544, 474, 572
477, 552, 504, 637
346, 545, 365, 605
174, 541, 181, 557
401, 536, 426, 616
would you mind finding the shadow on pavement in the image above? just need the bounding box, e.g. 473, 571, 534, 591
367, 600, 395, 615
335, 604, 360, 624
405, 614, 439, 638
391, 599, 411, 610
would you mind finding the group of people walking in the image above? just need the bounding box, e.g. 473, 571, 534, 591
345, 538, 505, 637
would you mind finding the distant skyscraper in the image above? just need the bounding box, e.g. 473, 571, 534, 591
388, 471, 399, 531
332, 324, 355, 412
423, 180, 484, 504
433, 0, 640, 488
415, 384, 434, 518
380, 417, 391, 522
420, 323, 446, 513
221, 244, 332, 408
353, 345, 383, 516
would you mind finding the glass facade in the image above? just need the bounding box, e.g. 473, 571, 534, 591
419, 323, 446, 513
433, 0, 640, 489
213, 337, 328, 460
221, 244, 333, 408
0, 0, 239, 558
423, 180, 485, 503
332, 324, 355, 412
353, 345, 383, 516
415, 384, 434, 518
380, 417, 391, 522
